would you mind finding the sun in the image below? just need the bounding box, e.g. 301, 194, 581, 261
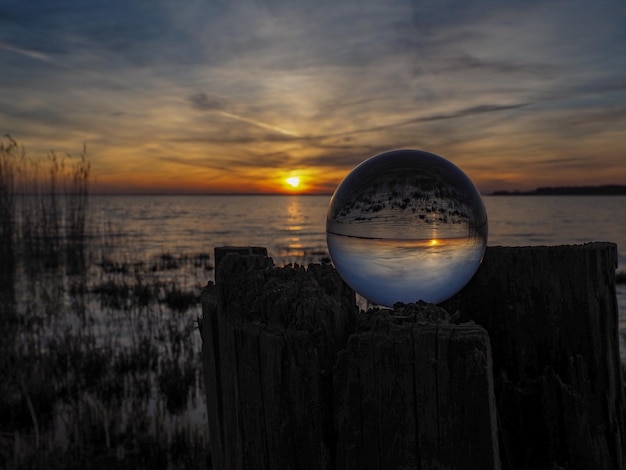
286, 177, 300, 188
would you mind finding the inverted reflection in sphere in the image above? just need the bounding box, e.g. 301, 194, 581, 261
326, 149, 488, 307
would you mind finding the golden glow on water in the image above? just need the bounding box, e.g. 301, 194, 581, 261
284, 196, 309, 256
345, 236, 472, 249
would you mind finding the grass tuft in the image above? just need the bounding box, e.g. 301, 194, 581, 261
1, 137, 209, 468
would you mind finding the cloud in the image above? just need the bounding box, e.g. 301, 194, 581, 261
187, 91, 300, 137
0, 41, 51, 62
315, 103, 530, 141
189, 93, 226, 111
1, 0, 625, 192
436, 53, 559, 79
528, 156, 600, 169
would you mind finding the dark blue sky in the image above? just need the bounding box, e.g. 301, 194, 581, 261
2, 0, 625, 193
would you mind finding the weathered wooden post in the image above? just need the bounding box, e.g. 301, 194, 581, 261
443, 242, 625, 470
201, 247, 358, 470
333, 305, 499, 470
201, 247, 500, 469
200, 242, 624, 470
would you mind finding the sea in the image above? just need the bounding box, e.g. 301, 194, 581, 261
90, 193, 626, 351
89, 194, 626, 267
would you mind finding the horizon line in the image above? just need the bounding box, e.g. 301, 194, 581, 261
89, 192, 335, 196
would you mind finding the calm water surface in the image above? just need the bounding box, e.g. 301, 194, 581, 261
90, 194, 626, 358
90, 194, 626, 268
90, 195, 330, 263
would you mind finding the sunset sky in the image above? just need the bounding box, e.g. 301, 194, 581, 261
1, 0, 625, 194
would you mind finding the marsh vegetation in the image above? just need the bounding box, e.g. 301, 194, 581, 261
0, 137, 212, 469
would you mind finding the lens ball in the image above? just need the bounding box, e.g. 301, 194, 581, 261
326, 149, 488, 307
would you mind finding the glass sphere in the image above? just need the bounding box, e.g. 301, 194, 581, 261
326, 149, 488, 307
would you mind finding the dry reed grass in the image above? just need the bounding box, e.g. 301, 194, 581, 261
0, 137, 209, 469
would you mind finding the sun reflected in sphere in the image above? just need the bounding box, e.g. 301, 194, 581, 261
326, 149, 488, 307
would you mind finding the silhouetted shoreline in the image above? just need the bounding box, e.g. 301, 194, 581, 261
491, 184, 626, 196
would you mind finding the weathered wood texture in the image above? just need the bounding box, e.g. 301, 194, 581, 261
201, 251, 358, 470
334, 306, 499, 470
443, 242, 624, 470
214, 246, 269, 280
201, 248, 500, 470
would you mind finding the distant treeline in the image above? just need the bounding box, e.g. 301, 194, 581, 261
491, 185, 626, 196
